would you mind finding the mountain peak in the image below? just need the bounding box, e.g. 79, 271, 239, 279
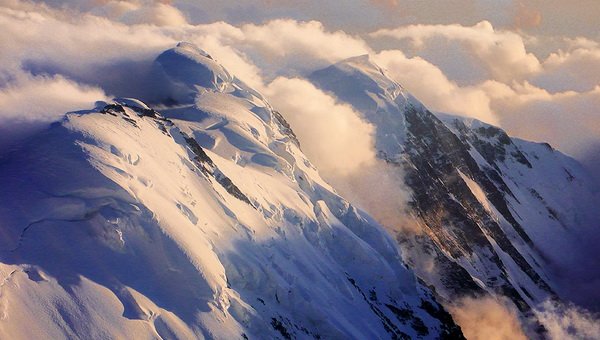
337, 54, 373, 66
333, 54, 390, 82
310, 54, 406, 112
153, 42, 233, 103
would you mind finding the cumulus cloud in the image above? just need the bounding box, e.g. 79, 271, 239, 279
17, 0, 189, 26
372, 50, 499, 124
105, 2, 188, 26
264, 77, 376, 176
201, 19, 371, 82
450, 297, 528, 340
535, 45, 600, 92
371, 21, 542, 82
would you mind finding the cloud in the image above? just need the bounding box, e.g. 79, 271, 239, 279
264, 77, 376, 176
241, 20, 370, 62
449, 297, 528, 340
212, 19, 371, 81
0, 72, 108, 149
104, 2, 188, 26
0, 73, 107, 123
535, 45, 600, 92
372, 50, 499, 124
9, 0, 189, 26
264, 77, 416, 233
535, 301, 600, 340
449, 297, 600, 340
371, 21, 542, 83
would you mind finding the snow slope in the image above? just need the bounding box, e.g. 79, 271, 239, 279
0, 43, 463, 339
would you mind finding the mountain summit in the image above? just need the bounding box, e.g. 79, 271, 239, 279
310, 55, 600, 317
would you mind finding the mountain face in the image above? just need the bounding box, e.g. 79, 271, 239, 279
0, 43, 464, 339
310, 56, 600, 322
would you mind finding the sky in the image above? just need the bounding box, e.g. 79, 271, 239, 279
0, 0, 599, 179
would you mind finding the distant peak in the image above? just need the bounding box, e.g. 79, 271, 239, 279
333, 54, 391, 80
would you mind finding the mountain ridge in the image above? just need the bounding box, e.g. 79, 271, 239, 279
0, 43, 466, 339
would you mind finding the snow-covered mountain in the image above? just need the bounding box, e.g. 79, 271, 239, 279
310, 55, 600, 327
1, 42, 598, 339
0, 43, 464, 339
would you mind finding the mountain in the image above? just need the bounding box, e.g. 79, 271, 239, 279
309, 55, 600, 325
0, 43, 464, 339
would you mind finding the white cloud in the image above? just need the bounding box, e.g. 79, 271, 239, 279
264, 77, 376, 176
372, 50, 499, 124
185, 19, 371, 82
239, 20, 370, 76
0, 72, 107, 123
264, 77, 416, 233
535, 46, 600, 92
112, 2, 188, 26
371, 21, 542, 82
